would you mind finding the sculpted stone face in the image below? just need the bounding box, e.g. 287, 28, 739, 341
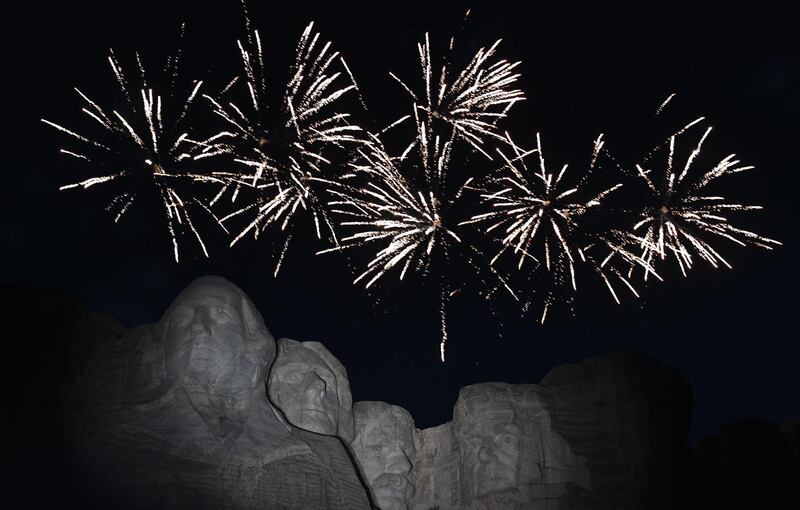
352, 402, 415, 510
268, 339, 354, 441
66, 276, 376, 509
460, 409, 522, 496
159, 277, 272, 415
454, 384, 539, 500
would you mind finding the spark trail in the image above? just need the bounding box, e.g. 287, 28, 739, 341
43, 32, 225, 262
462, 133, 651, 322
389, 33, 524, 160
201, 21, 364, 274
632, 123, 781, 276
322, 118, 517, 360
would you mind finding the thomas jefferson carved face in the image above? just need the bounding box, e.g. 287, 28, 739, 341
268, 339, 353, 440
159, 277, 272, 406
352, 402, 415, 510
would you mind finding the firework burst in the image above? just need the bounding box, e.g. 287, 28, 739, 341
42, 28, 224, 262
388, 32, 524, 159
322, 117, 517, 360
323, 136, 456, 289
631, 123, 781, 276
462, 133, 651, 322
200, 21, 365, 274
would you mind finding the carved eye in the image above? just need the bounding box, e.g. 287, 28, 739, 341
210, 306, 236, 325
499, 434, 518, 447
365, 433, 386, 448
169, 307, 193, 328
280, 371, 304, 385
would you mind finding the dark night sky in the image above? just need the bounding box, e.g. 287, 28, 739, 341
3, 0, 798, 443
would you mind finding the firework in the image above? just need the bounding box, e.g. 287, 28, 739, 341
42, 32, 225, 262
322, 116, 517, 360
321, 133, 456, 289
200, 22, 365, 274
462, 133, 650, 322
631, 123, 781, 276
389, 33, 524, 159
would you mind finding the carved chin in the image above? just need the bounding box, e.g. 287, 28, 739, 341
374, 490, 408, 510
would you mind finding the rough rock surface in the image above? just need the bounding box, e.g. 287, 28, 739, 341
62, 276, 370, 510
412, 383, 591, 510
269, 337, 355, 442
411, 422, 460, 510
410, 353, 692, 510
541, 352, 693, 509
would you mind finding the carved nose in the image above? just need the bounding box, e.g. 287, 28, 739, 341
478, 442, 496, 463
385, 446, 411, 474
189, 309, 215, 339
304, 375, 326, 404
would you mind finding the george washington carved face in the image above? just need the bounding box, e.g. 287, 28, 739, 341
159, 277, 273, 406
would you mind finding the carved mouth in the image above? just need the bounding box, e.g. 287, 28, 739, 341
190, 345, 217, 356
476, 464, 515, 481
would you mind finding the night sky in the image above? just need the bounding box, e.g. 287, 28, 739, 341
4, 0, 798, 443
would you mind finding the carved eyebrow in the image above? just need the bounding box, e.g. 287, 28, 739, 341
495, 422, 522, 433
210, 302, 239, 316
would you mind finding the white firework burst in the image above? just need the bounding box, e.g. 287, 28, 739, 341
462, 133, 651, 322
42, 31, 225, 262
200, 21, 365, 274
322, 132, 458, 289
322, 117, 517, 360
389, 32, 524, 159
632, 123, 781, 276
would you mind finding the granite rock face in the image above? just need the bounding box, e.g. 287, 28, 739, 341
63, 276, 371, 510
411, 383, 590, 510
32, 276, 701, 509
541, 352, 693, 509
454, 383, 591, 509
352, 401, 417, 510
411, 353, 692, 510
411, 422, 459, 509
269, 338, 355, 442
